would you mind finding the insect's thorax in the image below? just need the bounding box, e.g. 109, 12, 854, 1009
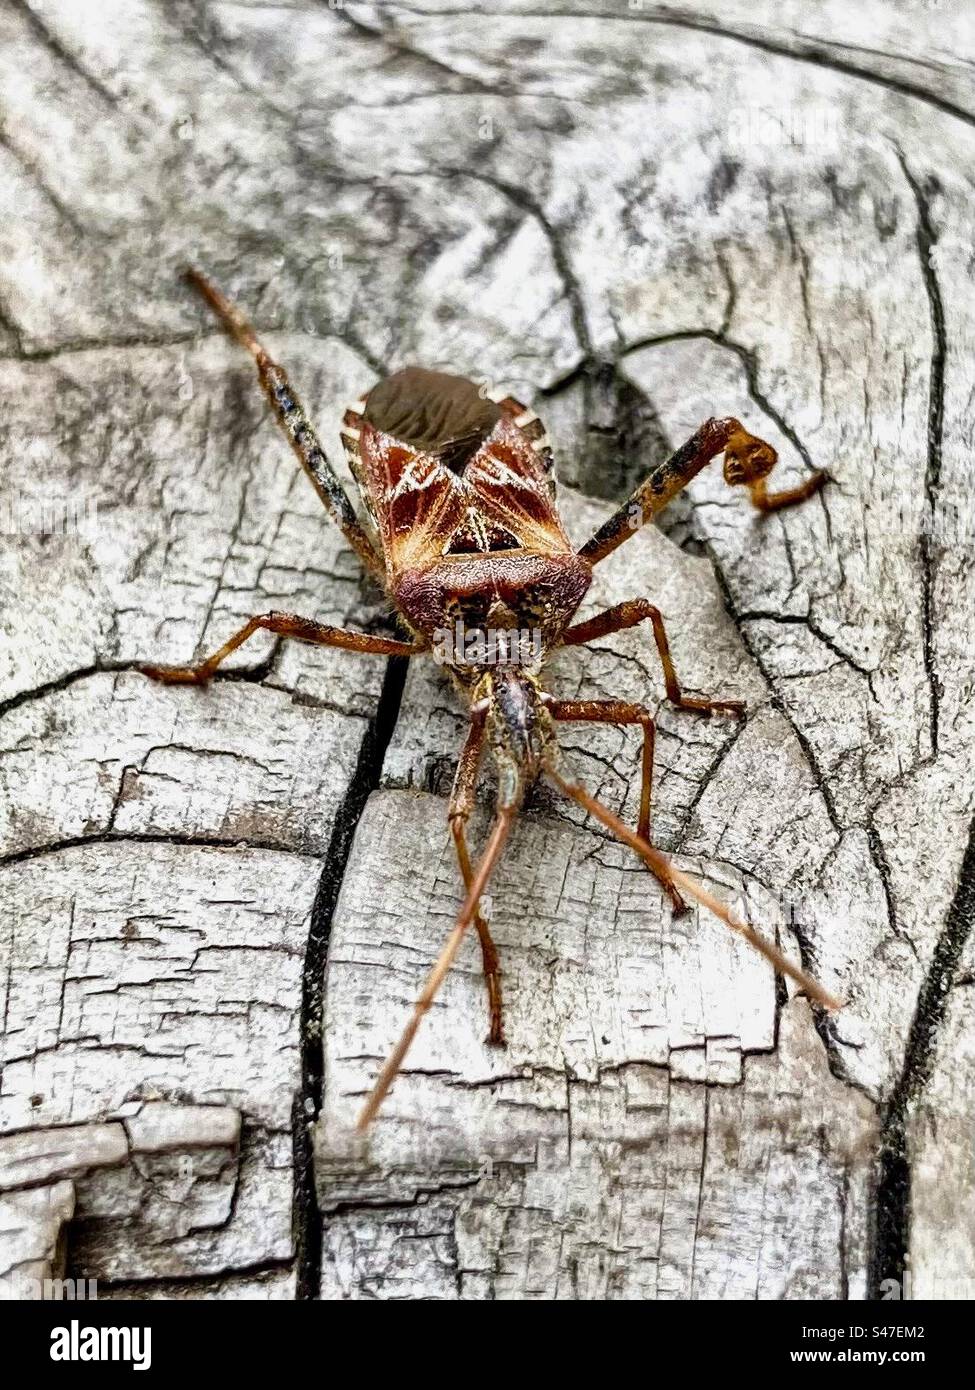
340, 368, 592, 664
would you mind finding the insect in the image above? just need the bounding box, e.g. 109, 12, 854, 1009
143, 269, 841, 1129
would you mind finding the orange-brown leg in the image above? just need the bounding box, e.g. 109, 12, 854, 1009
544, 696, 686, 914
140, 611, 420, 684
448, 705, 505, 1045
185, 269, 386, 583
545, 765, 842, 1013
560, 601, 746, 718
578, 416, 827, 566
357, 807, 517, 1130
745, 472, 827, 511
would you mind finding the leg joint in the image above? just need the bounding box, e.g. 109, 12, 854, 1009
628, 598, 659, 621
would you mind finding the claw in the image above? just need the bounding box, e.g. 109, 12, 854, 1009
139, 663, 208, 685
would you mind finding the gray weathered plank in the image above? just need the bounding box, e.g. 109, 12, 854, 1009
1, 0, 973, 1299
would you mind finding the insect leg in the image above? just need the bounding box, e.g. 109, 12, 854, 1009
545, 765, 841, 1011
140, 612, 420, 684
560, 600, 745, 717
448, 704, 505, 1045
545, 697, 685, 914
357, 807, 517, 1130
546, 697, 656, 838
185, 268, 386, 583
577, 417, 827, 566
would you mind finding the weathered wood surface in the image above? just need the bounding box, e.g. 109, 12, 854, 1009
1, 1, 974, 1299
0, 1103, 241, 1298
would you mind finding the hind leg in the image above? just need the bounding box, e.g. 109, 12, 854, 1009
560, 601, 746, 718
543, 696, 687, 914
448, 705, 505, 1044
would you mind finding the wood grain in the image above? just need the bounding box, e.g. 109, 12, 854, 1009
1, 0, 972, 1299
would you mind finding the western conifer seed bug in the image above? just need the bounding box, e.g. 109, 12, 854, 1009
142, 270, 840, 1129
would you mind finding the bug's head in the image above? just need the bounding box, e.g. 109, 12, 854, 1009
479, 666, 556, 809
722, 428, 778, 487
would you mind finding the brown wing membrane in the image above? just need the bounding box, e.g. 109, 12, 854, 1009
355, 423, 466, 573
354, 368, 571, 574
364, 367, 502, 475
463, 417, 569, 556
